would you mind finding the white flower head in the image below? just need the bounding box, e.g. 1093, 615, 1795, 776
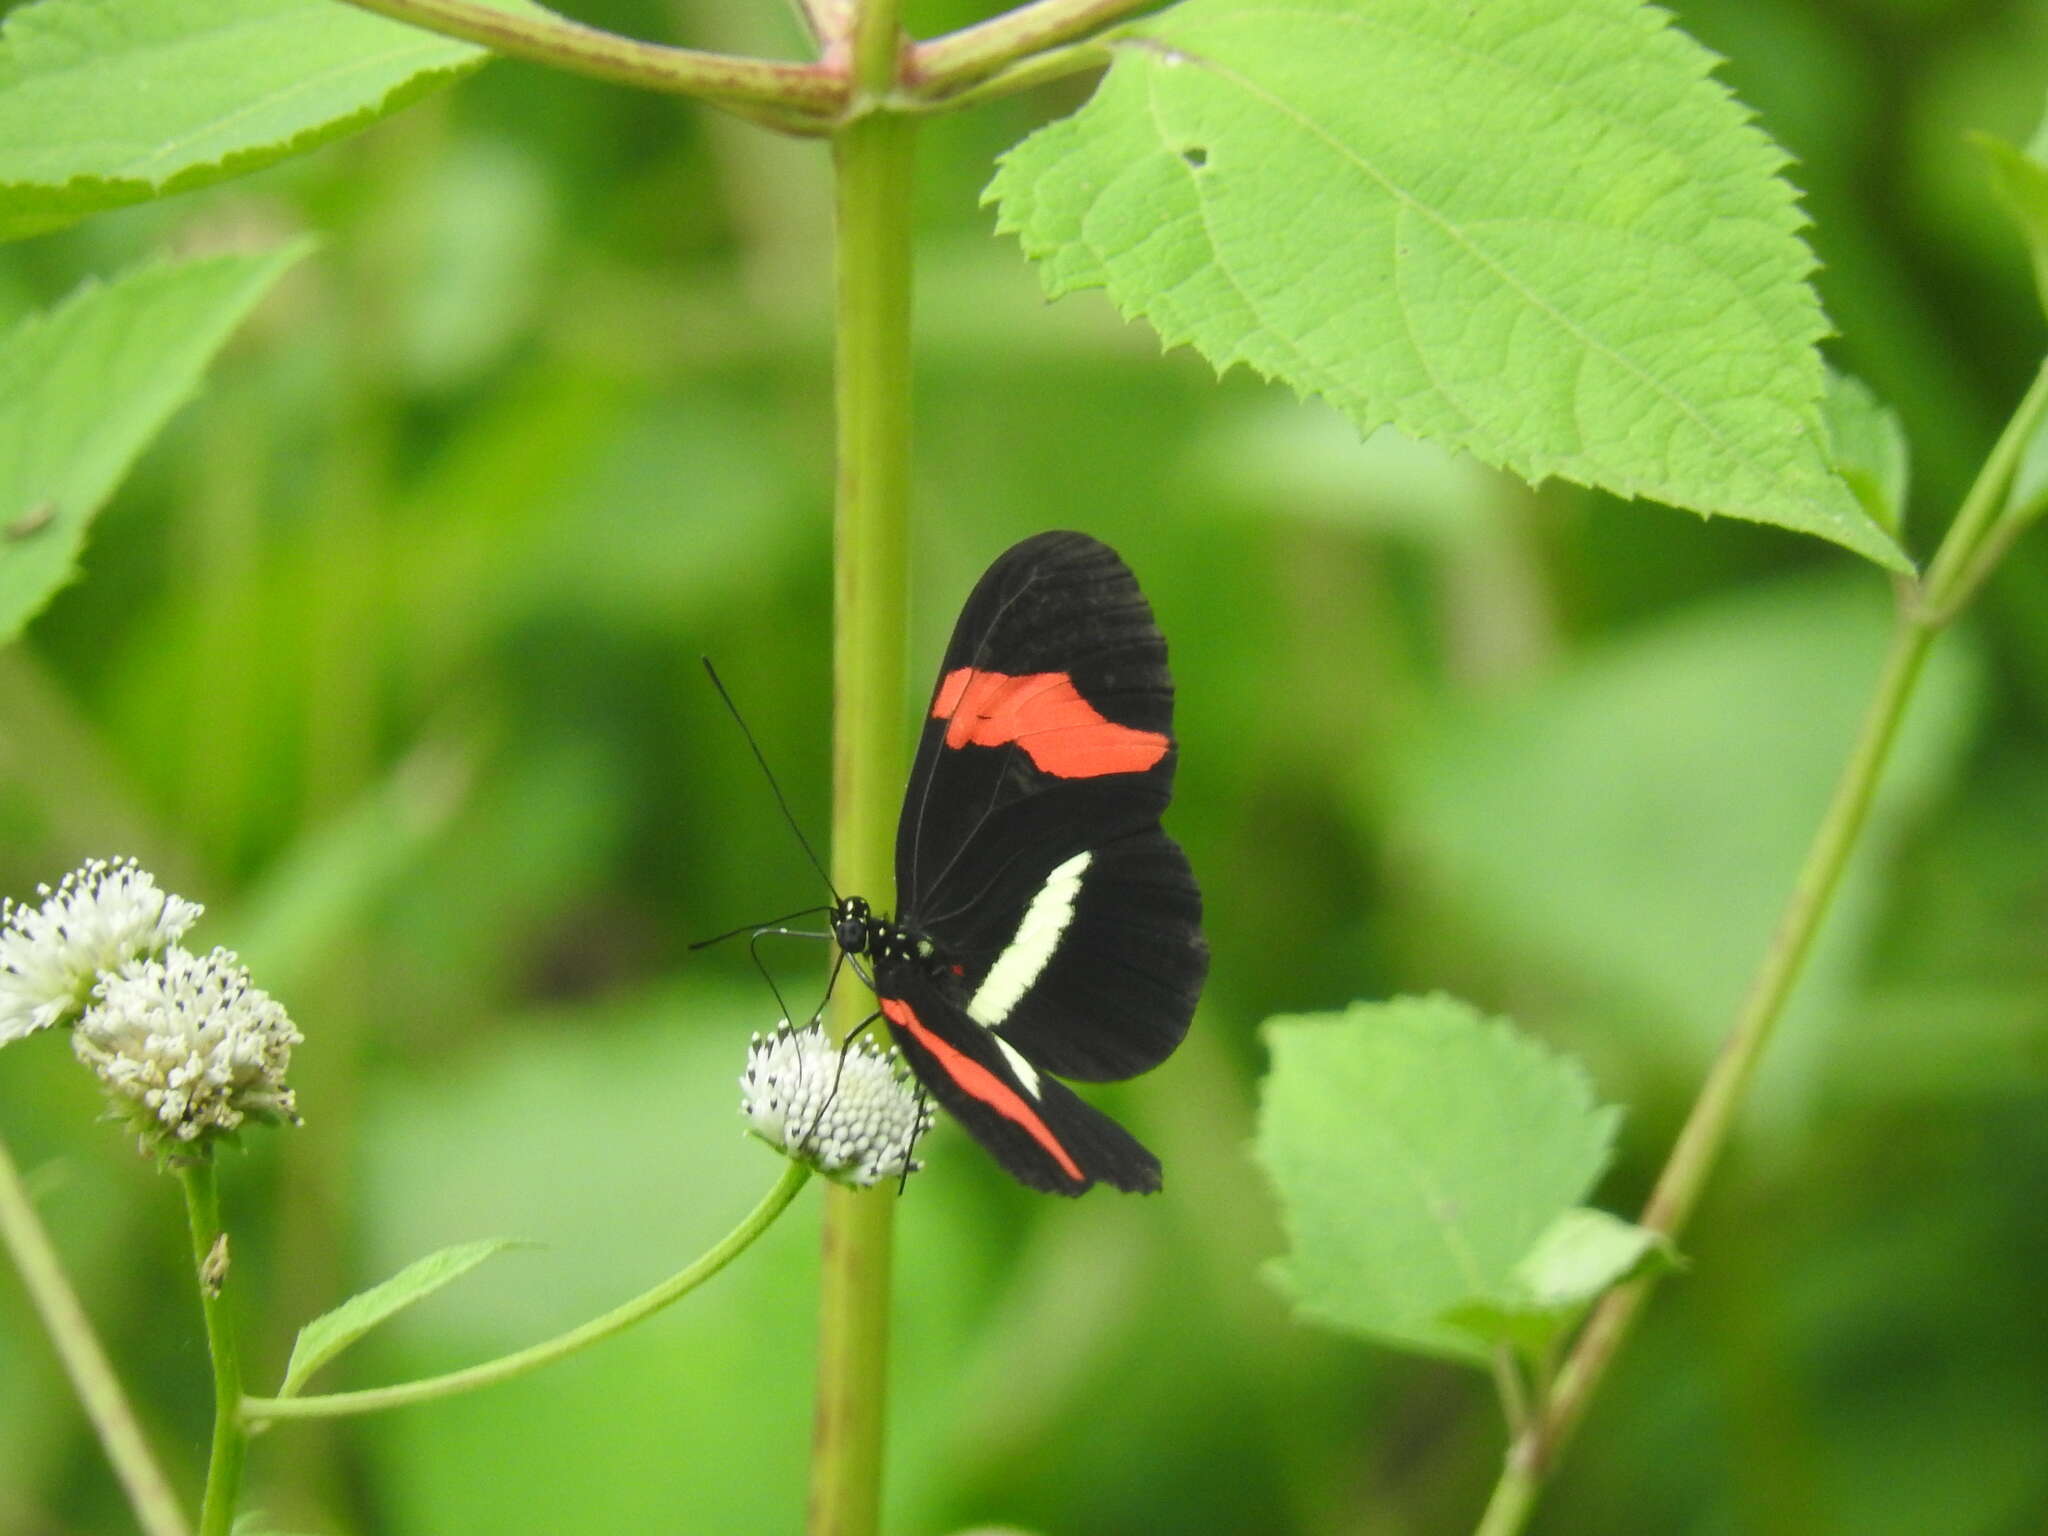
73, 946, 302, 1158
739, 1021, 932, 1188
1, 858, 202, 1046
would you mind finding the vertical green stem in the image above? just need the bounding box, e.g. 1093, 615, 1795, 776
178, 1161, 246, 1536
0, 1136, 190, 1536
811, 2, 914, 1528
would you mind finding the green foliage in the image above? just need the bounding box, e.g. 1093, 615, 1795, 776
0, 1, 2045, 1533
0, 0, 504, 241
277, 1238, 529, 1398
1257, 996, 1619, 1363
988, 0, 1906, 570
0, 245, 304, 646
1821, 369, 1911, 537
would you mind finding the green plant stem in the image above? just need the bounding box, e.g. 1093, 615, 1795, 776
241, 1162, 811, 1421
0, 1137, 190, 1536
809, 8, 916, 1530
911, 0, 1157, 96
1474, 611, 1935, 1535
334, 0, 845, 129
178, 1162, 245, 1536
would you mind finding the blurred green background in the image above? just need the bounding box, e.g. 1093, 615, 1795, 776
2, 1, 2046, 1531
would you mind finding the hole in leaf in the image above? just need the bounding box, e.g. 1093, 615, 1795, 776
1180, 146, 1209, 169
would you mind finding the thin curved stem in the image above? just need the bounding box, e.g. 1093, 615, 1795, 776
241, 1161, 811, 1422
179, 1162, 245, 1536
0, 1137, 189, 1536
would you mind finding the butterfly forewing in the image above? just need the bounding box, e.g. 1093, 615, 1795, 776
896, 532, 1178, 918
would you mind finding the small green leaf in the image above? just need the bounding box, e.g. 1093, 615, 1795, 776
0, 0, 538, 241
989, 0, 1907, 571
1970, 112, 2048, 318
0, 244, 306, 646
1442, 1207, 1674, 1356
1820, 368, 1910, 537
1257, 995, 1618, 1363
1516, 1207, 1671, 1308
278, 1237, 529, 1398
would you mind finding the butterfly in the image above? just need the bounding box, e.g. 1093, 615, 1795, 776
829, 531, 1207, 1194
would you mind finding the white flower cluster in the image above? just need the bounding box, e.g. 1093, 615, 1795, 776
0, 858, 301, 1157
1, 858, 202, 1044
73, 947, 302, 1151
739, 1022, 932, 1188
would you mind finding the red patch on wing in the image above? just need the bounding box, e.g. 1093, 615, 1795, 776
931, 668, 1168, 778
880, 996, 1083, 1184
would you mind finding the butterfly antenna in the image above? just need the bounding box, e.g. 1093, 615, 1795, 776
688, 906, 831, 952
701, 656, 839, 902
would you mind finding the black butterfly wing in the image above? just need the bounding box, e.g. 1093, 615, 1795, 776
895, 532, 1206, 1086
876, 976, 1162, 1195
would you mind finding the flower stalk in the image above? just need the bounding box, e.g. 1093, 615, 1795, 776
180, 1161, 247, 1536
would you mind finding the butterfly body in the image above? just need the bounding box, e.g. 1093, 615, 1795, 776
835, 531, 1206, 1195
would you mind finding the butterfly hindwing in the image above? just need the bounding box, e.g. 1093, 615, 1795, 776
935, 823, 1203, 1082
876, 980, 1162, 1195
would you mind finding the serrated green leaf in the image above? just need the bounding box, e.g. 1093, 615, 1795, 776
988, 0, 1907, 571
1441, 1207, 1674, 1356
1821, 368, 1910, 537
1256, 995, 1618, 1363
279, 1237, 529, 1398
1970, 114, 2048, 318
0, 244, 306, 646
0, 0, 540, 241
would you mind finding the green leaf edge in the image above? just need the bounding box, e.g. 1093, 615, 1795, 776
0, 238, 313, 646
0, 27, 487, 243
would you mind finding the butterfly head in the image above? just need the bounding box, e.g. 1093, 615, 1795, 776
831, 896, 878, 958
